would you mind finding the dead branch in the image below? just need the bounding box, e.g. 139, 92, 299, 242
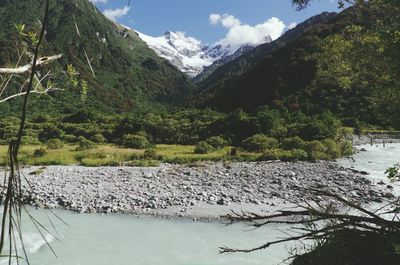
0, 87, 62, 103
0, 54, 62, 74
220, 190, 400, 254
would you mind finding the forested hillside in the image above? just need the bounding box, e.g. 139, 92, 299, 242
0, 0, 194, 115
195, 4, 400, 129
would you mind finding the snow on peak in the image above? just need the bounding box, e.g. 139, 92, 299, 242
136, 30, 272, 77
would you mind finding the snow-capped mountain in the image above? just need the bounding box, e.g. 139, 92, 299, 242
136, 31, 271, 77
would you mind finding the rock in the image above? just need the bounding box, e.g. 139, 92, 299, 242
8, 160, 383, 220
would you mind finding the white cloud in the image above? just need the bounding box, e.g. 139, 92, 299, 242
89, 0, 108, 3
209, 14, 221, 25
210, 13, 286, 47
287, 22, 297, 29
103, 6, 130, 22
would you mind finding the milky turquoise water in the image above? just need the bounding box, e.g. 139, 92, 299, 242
1, 210, 292, 265
2, 143, 399, 265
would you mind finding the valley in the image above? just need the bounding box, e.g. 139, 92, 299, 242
1, 0, 400, 264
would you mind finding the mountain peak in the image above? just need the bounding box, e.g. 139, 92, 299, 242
138, 31, 272, 77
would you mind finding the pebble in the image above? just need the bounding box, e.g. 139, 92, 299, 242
6, 161, 391, 217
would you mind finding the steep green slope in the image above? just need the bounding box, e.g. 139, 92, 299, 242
196, 12, 338, 88
195, 6, 390, 127
0, 0, 194, 115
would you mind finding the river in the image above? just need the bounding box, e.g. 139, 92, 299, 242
2, 143, 399, 265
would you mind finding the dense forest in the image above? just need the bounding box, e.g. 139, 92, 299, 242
195, 4, 400, 129
0, 0, 194, 114
0, 0, 398, 159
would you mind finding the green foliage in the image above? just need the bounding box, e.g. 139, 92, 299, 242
0, 0, 194, 115
322, 139, 341, 159
34, 147, 47, 157
194, 141, 215, 154
288, 149, 309, 161
143, 148, 161, 160
194, 4, 400, 131
340, 141, 353, 156
229, 147, 238, 156
242, 134, 278, 152
90, 134, 106, 144
76, 137, 96, 151
46, 139, 64, 149
303, 140, 327, 160
121, 134, 150, 149
282, 137, 305, 150
386, 165, 400, 181
260, 148, 309, 161
205, 136, 229, 149
259, 149, 280, 161
21, 136, 41, 145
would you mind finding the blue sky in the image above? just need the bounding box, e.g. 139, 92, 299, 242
91, 0, 341, 45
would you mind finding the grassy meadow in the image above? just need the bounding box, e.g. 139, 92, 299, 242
0, 144, 260, 167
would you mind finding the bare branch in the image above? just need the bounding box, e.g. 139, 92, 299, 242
0, 54, 62, 74
0, 87, 63, 103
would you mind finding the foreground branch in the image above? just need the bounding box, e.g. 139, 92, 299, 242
0, 87, 62, 103
0, 54, 62, 74
220, 191, 400, 254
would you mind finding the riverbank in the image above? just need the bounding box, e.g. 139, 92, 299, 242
10, 161, 392, 221
352, 133, 400, 146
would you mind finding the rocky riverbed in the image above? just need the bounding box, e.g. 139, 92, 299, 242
9, 161, 393, 220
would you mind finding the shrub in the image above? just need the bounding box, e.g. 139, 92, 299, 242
340, 141, 353, 156
259, 149, 280, 161
46, 139, 64, 149
206, 136, 229, 149
304, 140, 327, 161
229, 147, 238, 156
34, 147, 47, 157
270, 125, 288, 139
76, 137, 96, 151
282, 137, 305, 150
143, 148, 161, 160
242, 134, 278, 152
303, 140, 325, 154
284, 149, 309, 161
121, 134, 150, 149
21, 136, 41, 145
91, 134, 106, 144
194, 141, 215, 154
322, 139, 340, 159
61, 134, 77, 143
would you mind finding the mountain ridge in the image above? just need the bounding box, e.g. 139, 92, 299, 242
136, 30, 273, 77
0, 0, 194, 115
196, 11, 338, 89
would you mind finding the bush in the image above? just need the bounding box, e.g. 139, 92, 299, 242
61, 134, 77, 143
194, 141, 215, 154
21, 136, 41, 145
46, 139, 64, 149
322, 139, 340, 159
242, 134, 278, 152
340, 141, 353, 156
34, 147, 47, 157
259, 149, 280, 161
91, 134, 106, 144
229, 147, 238, 156
205, 136, 229, 149
270, 125, 288, 139
303, 140, 327, 161
121, 134, 150, 149
283, 149, 309, 161
143, 148, 161, 160
303, 140, 325, 154
282, 137, 305, 150
76, 137, 96, 151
